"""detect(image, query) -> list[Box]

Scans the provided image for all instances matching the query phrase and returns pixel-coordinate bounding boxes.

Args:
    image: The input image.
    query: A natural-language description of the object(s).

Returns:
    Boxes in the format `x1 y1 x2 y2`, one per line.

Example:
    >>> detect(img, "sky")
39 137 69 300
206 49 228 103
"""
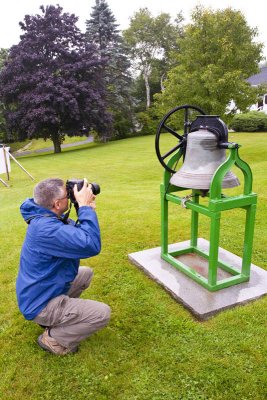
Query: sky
0 0 266 59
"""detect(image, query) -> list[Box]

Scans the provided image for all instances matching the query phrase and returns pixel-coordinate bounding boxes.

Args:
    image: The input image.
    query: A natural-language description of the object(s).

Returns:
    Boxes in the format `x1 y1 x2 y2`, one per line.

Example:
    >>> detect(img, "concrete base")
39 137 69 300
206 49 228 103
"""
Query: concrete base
128 239 267 320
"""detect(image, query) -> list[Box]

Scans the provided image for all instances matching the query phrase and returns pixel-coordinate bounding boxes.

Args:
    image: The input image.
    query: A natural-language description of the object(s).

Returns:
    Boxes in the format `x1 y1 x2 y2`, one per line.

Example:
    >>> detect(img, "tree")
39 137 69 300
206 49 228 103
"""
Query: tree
0 49 9 141
0 5 111 153
86 0 119 54
86 0 135 139
132 63 163 112
154 6 263 120
123 8 184 109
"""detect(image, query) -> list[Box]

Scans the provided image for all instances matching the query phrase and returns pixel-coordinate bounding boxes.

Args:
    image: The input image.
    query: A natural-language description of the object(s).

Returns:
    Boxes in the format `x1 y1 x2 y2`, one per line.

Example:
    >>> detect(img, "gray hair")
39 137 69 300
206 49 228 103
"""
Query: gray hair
34 178 65 210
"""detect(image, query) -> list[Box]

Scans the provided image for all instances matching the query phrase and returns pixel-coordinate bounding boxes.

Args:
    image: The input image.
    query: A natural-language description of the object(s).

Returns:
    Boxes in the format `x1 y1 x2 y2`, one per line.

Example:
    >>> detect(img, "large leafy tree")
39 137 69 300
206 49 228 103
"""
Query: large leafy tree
86 0 134 139
0 5 111 153
154 6 263 120
123 8 184 109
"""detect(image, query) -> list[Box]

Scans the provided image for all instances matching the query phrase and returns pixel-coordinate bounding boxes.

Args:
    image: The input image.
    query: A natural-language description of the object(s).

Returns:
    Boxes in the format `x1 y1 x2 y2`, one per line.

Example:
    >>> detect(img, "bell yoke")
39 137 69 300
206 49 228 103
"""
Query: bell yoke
155 105 257 291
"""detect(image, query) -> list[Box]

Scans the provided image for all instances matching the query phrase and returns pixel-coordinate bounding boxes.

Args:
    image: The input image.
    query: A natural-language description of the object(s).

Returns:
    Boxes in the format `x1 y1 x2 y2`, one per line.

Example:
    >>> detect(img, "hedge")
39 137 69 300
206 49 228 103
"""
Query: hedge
230 111 267 132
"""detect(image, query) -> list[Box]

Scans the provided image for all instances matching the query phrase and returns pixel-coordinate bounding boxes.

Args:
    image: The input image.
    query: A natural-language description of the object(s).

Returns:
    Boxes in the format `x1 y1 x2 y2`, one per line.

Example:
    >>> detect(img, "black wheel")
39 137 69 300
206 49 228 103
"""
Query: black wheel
155 104 206 173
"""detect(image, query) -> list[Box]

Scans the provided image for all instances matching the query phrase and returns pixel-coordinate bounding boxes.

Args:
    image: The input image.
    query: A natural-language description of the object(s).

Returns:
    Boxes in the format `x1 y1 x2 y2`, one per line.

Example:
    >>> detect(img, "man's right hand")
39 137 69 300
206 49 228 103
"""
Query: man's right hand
73 178 96 209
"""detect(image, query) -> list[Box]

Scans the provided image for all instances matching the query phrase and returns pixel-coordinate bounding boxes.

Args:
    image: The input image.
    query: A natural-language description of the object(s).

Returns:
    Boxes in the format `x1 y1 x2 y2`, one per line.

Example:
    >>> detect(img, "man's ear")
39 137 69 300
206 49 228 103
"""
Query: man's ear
53 199 61 210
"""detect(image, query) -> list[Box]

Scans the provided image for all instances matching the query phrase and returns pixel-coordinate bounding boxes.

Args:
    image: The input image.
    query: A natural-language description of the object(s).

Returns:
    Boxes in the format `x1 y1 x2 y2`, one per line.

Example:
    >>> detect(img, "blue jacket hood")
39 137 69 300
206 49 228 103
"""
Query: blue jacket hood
20 198 57 223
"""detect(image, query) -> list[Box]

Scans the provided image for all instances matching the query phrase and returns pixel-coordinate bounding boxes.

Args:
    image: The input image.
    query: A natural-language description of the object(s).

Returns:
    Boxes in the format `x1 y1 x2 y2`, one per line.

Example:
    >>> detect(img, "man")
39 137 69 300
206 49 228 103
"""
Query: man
16 178 110 355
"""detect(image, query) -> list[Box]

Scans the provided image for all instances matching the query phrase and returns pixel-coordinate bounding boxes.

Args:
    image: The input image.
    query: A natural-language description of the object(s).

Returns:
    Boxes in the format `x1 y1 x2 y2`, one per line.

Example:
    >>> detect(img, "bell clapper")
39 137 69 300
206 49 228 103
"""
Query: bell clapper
181 194 195 208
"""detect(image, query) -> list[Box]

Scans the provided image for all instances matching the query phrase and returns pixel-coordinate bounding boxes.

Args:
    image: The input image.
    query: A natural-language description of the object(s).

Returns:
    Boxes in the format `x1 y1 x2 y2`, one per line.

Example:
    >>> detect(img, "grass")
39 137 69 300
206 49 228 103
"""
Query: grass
0 133 266 399
6 135 89 153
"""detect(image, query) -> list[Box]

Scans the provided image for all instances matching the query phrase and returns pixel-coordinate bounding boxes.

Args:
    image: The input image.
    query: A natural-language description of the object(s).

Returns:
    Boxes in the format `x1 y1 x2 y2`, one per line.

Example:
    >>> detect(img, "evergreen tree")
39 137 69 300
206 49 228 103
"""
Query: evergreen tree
0 5 111 152
86 0 135 139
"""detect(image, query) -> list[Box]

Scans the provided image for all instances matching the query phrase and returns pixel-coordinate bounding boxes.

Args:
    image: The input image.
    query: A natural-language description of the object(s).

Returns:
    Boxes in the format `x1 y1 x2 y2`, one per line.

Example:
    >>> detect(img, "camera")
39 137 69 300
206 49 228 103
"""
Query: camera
66 179 100 205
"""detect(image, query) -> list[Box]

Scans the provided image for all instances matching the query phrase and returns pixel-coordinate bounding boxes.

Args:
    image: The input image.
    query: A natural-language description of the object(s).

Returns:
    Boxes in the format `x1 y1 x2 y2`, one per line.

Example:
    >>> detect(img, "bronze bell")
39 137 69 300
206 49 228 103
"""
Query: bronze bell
170 127 240 190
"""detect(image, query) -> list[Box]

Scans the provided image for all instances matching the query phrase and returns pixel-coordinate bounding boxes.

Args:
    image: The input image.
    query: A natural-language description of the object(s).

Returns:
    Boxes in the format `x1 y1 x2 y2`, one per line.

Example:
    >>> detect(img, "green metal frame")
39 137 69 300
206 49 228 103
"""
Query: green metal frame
161 145 257 291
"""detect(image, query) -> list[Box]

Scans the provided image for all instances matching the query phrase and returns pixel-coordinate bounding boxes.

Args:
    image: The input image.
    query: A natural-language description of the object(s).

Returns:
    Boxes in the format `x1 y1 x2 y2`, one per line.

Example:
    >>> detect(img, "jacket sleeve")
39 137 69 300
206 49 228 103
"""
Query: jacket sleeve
31 206 101 259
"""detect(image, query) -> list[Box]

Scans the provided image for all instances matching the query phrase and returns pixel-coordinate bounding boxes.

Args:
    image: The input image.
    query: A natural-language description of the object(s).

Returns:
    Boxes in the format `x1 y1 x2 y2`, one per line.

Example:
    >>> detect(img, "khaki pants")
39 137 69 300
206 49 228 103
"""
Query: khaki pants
34 267 111 350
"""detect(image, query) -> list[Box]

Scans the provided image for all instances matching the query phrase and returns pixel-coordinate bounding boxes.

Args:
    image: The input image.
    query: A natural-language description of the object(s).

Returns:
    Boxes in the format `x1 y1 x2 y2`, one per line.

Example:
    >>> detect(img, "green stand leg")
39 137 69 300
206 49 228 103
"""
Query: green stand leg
190 191 199 248
208 212 221 287
161 184 168 255
242 204 257 277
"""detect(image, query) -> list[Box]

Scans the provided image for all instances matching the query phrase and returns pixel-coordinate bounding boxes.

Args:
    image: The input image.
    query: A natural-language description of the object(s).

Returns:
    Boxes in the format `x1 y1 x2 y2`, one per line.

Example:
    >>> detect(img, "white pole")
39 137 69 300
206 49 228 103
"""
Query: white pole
5 148 35 181
2 145 10 180
0 177 9 187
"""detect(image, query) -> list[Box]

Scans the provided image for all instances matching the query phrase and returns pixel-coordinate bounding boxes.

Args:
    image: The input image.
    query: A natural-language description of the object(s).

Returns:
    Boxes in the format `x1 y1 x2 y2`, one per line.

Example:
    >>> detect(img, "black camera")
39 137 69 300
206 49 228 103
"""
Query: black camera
66 179 100 205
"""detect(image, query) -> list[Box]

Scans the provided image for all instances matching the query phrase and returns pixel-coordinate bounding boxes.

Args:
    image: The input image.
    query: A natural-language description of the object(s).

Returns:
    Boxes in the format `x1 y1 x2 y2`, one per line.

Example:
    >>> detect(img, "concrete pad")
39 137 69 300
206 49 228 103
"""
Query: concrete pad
128 238 267 320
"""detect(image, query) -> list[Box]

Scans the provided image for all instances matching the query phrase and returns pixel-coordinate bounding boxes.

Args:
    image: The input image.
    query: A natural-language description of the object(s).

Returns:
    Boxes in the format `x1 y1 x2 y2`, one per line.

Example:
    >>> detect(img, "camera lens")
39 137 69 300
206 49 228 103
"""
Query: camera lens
91 183 100 195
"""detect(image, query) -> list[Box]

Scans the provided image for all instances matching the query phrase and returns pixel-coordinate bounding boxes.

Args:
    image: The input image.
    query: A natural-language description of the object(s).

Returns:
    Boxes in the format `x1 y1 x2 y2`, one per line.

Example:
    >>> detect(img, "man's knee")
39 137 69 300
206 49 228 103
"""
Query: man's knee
90 302 111 329
79 266 94 289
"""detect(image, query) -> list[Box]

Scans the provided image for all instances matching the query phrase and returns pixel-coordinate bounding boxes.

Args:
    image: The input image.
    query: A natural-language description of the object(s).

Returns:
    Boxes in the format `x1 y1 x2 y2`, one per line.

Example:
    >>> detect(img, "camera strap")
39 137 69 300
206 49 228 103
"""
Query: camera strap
62 202 72 224
62 202 80 225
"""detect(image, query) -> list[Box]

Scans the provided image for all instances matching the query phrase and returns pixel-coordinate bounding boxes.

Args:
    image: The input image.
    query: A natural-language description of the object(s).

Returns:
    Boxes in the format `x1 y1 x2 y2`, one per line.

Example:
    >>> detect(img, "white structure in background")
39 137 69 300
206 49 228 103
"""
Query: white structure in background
250 93 267 113
0 146 10 174
0 145 11 187
0 144 34 187
247 66 267 114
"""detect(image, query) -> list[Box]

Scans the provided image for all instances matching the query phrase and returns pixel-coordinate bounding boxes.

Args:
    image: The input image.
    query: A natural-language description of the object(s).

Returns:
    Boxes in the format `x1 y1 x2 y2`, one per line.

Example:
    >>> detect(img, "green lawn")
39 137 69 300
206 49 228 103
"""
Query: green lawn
6 135 89 153
0 133 266 399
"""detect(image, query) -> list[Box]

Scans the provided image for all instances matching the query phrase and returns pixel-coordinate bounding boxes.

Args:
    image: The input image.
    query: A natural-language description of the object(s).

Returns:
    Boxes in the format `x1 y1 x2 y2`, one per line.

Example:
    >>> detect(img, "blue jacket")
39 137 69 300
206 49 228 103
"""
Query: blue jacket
16 198 101 320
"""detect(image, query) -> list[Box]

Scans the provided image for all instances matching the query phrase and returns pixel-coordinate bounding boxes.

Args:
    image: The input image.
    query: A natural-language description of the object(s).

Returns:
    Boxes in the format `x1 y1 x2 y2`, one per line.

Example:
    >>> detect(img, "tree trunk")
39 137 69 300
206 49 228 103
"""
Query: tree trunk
143 65 151 109
144 73 151 109
51 132 62 153
160 73 166 92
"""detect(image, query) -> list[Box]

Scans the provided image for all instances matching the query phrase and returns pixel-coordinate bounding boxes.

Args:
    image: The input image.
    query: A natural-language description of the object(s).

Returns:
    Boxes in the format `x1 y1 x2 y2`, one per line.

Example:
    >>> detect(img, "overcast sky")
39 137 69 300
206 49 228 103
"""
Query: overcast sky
0 0 266 59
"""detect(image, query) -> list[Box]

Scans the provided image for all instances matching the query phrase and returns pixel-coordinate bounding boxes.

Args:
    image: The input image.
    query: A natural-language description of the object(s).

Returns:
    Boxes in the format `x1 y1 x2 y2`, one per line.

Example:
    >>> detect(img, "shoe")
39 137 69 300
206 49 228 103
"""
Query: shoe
37 328 78 355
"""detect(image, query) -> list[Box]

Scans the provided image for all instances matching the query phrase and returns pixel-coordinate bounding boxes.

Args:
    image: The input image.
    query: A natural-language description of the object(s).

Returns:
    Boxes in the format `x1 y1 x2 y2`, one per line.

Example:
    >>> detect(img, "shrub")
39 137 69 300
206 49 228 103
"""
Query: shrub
136 111 159 136
230 111 267 132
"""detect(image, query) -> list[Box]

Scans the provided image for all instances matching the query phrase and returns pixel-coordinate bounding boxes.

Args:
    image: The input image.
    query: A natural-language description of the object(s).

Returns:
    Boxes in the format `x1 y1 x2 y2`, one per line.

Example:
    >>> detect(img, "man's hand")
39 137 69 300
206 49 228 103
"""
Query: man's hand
73 178 96 209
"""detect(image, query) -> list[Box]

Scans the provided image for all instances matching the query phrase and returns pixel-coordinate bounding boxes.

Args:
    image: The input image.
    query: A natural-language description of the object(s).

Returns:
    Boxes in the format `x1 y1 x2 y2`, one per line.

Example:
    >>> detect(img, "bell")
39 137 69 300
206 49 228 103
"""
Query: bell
170 128 240 190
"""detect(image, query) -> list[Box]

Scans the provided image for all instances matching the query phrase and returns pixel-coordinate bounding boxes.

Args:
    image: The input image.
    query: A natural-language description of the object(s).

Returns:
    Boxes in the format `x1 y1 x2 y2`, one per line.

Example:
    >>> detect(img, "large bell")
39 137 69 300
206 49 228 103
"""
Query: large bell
170 128 240 190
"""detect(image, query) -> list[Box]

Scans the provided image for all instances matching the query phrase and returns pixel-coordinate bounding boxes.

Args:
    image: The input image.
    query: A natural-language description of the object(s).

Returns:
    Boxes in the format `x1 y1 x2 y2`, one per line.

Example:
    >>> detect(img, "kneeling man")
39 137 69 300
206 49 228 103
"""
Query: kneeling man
16 178 110 355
